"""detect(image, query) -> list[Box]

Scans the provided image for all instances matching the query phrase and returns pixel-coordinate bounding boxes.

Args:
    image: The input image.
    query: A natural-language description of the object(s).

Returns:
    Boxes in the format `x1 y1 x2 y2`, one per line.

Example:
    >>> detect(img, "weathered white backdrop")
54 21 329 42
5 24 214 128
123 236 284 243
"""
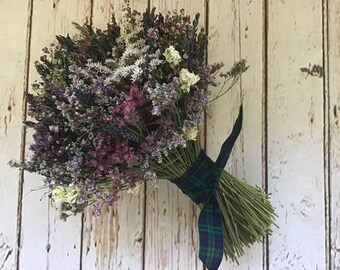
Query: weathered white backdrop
1 0 339 269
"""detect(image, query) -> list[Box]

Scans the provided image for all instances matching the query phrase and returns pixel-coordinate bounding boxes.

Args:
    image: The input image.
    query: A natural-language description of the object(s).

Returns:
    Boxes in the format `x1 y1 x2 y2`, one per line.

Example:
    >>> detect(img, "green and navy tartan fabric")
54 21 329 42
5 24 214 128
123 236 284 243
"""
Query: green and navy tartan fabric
171 106 243 270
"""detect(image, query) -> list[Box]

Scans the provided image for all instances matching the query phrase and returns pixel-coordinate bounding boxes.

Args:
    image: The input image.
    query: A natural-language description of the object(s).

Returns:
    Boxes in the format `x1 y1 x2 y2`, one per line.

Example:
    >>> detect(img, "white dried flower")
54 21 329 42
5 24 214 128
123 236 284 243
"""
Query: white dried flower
163 46 181 67
182 125 199 141
149 58 164 69
131 66 143 82
52 186 78 204
179 68 200 92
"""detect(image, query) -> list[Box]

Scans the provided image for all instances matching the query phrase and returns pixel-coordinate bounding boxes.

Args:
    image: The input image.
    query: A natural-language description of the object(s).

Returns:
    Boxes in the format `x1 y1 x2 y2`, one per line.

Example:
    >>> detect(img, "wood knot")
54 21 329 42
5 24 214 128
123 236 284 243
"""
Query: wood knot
300 64 323 78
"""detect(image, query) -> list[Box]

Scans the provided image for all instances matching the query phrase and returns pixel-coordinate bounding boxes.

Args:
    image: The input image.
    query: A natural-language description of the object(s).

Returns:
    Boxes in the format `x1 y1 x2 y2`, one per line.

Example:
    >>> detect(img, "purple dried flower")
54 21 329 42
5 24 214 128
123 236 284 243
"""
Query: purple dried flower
19 4 228 219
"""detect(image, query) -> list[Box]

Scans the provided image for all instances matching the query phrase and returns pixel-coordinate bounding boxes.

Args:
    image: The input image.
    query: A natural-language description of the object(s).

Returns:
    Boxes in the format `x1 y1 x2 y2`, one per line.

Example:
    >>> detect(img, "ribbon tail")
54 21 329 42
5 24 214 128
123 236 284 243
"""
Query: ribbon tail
215 105 243 173
198 195 224 270
172 105 243 269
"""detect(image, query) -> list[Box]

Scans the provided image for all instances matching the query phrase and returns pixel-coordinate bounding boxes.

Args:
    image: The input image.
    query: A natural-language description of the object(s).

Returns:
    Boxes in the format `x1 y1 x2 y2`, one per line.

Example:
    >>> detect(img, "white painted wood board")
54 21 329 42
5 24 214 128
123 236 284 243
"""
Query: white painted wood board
0 0 339 269
206 0 266 269
81 1 147 270
19 1 91 270
0 1 31 269
327 1 340 269
267 1 326 269
144 1 205 269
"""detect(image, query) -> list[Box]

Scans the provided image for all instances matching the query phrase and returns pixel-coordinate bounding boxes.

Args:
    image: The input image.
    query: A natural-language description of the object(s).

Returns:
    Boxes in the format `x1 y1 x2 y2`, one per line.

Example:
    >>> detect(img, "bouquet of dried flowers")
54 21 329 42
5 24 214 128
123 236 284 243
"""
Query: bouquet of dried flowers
12 3 275 269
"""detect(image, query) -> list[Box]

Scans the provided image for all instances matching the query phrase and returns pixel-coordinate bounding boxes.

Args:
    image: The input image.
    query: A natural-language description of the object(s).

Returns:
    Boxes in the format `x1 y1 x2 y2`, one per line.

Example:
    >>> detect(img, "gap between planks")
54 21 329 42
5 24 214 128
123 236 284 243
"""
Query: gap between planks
263 0 269 269
16 0 34 269
322 0 331 269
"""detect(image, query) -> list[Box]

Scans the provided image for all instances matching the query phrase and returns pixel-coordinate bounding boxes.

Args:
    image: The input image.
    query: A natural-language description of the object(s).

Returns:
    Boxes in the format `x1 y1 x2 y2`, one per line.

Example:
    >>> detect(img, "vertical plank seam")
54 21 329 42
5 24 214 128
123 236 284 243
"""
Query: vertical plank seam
322 0 331 269
142 182 147 270
203 1 209 268
47 206 50 270
80 2 94 269
16 0 34 269
142 3 150 270
262 0 269 269
79 212 85 270
237 0 246 181
203 0 209 152
237 0 242 98
147 0 151 11
89 0 94 26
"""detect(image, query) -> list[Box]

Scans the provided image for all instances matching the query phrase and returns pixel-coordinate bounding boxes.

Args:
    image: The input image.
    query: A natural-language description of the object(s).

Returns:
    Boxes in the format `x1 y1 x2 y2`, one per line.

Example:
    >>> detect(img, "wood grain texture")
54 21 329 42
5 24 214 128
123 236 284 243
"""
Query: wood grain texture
80 1 146 270
2 0 340 269
327 1 340 269
0 1 31 269
267 1 326 269
238 0 266 269
206 0 241 180
144 181 200 270
150 0 202 13
206 0 264 269
81 192 145 270
92 0 148 27
19 1 91 269
144 1 205 269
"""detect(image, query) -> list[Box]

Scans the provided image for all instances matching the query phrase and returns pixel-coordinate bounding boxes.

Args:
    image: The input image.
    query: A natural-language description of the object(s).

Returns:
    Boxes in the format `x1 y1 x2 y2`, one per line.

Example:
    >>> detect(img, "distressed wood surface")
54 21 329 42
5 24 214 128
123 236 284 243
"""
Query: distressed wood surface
267 1 326 269
19 1 91 270
80 1 147 270
206 0 242 186
327 1 340 269
0 1 31 269
206 0 266 269
92 0 148 26
81 192 145 270
144 1 204 270
1 0 340 269
238 0 266 268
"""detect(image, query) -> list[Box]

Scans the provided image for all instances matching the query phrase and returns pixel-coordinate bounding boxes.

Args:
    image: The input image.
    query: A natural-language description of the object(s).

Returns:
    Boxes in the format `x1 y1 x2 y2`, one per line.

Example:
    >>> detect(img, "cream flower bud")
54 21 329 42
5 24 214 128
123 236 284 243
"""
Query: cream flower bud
179 68 200 92
163 46 181 67
182 125 199 141
52 185 78 204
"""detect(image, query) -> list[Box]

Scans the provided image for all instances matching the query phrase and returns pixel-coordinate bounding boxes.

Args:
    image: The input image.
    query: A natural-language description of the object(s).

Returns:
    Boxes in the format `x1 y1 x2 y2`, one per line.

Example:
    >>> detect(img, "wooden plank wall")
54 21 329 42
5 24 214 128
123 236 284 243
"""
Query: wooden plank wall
0 1 31 269
0 0 339 269
267 1 325 269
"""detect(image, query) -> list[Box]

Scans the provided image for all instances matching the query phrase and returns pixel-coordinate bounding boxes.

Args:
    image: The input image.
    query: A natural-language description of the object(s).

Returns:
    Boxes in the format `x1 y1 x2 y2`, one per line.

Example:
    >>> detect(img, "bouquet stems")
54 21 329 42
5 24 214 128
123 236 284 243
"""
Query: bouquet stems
216 171 275 261
152 140 276 262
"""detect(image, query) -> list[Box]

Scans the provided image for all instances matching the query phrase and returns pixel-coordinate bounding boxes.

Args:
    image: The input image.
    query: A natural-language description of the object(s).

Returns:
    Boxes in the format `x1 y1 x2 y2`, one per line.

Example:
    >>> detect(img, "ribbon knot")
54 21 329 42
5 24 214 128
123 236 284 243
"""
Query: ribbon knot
171 106 243 270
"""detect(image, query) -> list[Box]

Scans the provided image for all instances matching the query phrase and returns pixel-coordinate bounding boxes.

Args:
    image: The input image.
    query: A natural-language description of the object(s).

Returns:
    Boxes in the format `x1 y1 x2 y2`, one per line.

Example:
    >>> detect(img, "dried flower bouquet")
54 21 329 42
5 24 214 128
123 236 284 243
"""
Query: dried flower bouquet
11 3 275 269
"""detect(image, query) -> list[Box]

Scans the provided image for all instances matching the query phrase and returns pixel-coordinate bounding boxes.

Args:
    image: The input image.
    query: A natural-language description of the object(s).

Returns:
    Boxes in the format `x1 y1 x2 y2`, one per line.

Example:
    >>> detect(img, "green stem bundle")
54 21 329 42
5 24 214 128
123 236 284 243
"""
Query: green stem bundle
216 171 276 261
151 140 276 262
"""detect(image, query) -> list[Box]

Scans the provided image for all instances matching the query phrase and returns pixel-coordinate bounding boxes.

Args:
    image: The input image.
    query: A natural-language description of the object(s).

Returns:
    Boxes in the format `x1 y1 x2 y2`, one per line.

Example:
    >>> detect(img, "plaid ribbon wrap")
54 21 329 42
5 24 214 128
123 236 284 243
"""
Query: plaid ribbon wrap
171 106 243 270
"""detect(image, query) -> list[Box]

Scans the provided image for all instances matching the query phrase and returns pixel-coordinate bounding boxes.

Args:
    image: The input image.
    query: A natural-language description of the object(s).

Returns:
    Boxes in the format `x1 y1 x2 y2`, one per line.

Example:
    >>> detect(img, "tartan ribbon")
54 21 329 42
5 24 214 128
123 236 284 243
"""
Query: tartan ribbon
171 106 243 270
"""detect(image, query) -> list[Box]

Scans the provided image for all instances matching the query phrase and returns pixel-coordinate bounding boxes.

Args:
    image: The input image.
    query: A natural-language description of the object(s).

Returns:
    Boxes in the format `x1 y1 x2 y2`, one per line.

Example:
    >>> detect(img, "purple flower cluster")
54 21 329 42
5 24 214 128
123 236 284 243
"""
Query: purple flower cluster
21 5 234 217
